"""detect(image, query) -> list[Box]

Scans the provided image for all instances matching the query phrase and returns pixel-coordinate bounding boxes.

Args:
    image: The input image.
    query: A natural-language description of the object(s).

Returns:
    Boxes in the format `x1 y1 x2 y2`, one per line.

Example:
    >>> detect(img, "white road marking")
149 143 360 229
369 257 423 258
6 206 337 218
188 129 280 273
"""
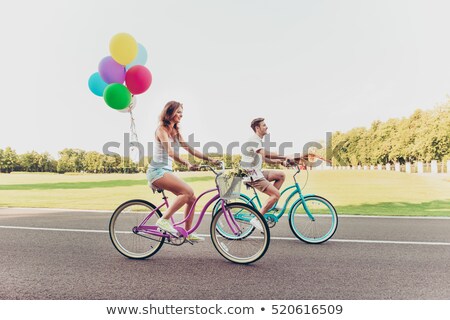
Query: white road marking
1 225 449 246
0 225 108 233
1 207 450 219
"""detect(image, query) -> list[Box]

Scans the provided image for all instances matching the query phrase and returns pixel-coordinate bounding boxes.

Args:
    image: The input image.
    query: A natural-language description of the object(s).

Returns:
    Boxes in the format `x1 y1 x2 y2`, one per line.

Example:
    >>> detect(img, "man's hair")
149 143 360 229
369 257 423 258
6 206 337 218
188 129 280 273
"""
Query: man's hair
250 118 265 132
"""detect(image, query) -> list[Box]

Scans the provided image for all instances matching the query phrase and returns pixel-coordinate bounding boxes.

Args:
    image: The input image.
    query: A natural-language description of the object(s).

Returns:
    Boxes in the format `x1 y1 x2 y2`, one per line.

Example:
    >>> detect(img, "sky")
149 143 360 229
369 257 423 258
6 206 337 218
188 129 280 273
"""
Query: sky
0 0 449 158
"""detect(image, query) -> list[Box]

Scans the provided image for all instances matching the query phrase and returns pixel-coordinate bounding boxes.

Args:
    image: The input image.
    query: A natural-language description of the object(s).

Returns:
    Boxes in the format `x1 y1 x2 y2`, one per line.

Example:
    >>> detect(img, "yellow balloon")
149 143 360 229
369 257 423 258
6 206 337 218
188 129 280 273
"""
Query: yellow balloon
109 33 138 66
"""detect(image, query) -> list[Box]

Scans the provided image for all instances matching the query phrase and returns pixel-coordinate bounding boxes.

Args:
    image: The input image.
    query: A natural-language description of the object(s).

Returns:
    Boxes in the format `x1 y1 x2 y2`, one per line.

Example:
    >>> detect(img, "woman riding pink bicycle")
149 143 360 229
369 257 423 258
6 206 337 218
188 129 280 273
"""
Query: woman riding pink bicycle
147 101 220 241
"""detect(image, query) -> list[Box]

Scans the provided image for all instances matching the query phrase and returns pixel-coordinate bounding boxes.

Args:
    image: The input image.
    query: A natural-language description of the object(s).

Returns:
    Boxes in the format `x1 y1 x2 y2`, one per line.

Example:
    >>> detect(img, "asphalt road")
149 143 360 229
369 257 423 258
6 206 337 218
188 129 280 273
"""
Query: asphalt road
0 208 449 300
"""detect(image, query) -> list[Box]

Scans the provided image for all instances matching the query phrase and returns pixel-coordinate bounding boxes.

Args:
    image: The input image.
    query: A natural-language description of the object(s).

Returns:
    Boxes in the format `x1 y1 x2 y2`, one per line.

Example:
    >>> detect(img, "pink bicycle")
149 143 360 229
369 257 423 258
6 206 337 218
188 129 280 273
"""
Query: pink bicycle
109 162 270 264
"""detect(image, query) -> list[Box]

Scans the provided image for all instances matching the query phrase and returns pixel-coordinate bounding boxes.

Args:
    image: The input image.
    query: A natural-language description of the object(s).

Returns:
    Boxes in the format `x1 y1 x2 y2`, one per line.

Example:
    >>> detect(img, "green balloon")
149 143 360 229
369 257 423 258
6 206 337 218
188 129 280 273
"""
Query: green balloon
103 83 132 110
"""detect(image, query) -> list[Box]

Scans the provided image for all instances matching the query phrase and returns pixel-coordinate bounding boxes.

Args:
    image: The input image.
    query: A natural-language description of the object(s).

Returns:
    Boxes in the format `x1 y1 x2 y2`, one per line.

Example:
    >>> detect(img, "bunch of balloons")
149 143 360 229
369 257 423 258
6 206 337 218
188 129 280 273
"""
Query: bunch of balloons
88 33 152 112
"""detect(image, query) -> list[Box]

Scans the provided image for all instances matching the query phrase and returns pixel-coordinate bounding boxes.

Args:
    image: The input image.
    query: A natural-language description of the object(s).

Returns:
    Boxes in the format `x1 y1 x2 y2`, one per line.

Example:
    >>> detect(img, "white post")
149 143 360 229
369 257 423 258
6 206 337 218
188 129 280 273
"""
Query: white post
406 162 411 173
386 163 391 171
431 160 438 174
363 165 368 170
377 164 382 171
447 160 450 174
395 162 400 172
370 165 374 170
417 161 423 174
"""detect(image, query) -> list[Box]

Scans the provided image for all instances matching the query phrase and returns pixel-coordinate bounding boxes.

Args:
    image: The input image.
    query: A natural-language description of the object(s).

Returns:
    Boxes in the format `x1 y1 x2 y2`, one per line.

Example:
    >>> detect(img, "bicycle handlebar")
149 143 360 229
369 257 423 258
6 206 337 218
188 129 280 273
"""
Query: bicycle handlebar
287 154 331 174
282 159 301 174
199 161 225 176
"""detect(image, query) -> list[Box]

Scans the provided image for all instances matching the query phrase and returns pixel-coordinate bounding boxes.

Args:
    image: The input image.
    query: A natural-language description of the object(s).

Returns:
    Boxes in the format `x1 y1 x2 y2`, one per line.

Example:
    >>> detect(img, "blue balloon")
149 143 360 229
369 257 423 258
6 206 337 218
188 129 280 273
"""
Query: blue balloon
126 43 148 69
88 72 108 96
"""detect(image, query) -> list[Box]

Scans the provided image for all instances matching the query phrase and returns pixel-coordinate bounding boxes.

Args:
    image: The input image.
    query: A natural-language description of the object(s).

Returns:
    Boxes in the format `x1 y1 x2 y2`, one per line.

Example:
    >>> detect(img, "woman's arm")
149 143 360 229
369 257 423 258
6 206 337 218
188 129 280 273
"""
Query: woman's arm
156 128 192 167
178 132 217 163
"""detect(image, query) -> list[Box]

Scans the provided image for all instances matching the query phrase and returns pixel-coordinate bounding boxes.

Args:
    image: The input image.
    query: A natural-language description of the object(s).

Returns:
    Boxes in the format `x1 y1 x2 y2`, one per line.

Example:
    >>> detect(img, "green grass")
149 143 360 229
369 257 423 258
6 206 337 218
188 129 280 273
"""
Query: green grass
0 170 448 216
336 200 450 216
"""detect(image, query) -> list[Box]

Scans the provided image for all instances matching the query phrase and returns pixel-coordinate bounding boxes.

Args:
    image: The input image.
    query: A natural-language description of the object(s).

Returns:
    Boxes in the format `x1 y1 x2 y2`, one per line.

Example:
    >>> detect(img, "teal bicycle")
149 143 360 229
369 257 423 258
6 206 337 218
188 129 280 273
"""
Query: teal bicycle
212 163 338 244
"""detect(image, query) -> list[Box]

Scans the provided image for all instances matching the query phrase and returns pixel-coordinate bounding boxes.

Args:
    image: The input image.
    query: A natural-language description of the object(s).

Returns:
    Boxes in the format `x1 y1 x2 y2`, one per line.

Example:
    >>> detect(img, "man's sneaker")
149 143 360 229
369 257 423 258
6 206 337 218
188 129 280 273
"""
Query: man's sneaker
186 233 205 242
156 218 178 235
250 217 264 232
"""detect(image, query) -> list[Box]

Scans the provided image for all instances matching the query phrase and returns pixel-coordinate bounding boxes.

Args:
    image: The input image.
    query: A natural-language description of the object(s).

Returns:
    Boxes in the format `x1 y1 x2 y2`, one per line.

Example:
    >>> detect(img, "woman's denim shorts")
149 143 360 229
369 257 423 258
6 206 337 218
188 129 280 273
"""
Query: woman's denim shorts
146 166 172 189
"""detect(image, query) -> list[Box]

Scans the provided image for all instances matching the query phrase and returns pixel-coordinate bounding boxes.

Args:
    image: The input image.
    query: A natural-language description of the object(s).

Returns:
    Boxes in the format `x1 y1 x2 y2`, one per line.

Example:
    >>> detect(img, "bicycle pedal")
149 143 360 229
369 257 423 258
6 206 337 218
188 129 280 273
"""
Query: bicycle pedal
169 232 180 239
158 228 180 238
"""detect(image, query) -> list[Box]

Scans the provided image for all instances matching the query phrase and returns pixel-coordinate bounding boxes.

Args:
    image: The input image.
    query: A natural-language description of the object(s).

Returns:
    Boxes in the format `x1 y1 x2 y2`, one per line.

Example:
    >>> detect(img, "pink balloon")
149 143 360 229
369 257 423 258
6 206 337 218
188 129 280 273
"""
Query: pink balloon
98 56 126 84
125 65 152 95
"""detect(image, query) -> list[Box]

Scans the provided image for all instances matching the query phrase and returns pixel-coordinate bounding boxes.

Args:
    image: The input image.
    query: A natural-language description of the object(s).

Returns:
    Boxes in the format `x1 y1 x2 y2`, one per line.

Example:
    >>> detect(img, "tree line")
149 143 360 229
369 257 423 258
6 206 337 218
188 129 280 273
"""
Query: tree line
0 148 140 174
0 148 246 174
331 101 449 166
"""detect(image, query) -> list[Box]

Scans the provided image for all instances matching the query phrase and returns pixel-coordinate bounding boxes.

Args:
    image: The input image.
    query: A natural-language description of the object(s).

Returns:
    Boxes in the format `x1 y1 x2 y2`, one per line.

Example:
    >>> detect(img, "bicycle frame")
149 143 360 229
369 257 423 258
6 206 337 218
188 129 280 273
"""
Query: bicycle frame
241 167 316 221
137 187 243 239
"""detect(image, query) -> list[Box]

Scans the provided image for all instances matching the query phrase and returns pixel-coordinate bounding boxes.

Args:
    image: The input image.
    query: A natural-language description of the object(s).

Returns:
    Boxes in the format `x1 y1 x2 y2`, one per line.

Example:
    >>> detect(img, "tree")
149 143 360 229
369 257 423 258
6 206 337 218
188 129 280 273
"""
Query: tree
38 152 57 172
20 151 40 172
331 131 349 166
0 148 3 173
57 149 85 173
102 154 122 173
83 151 104 173
1 147 19 173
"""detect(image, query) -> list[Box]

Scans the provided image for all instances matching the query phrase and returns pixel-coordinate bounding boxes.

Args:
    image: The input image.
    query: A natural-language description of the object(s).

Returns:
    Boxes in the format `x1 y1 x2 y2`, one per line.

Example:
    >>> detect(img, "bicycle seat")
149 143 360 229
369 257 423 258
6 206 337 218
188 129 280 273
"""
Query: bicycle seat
151 187 165 194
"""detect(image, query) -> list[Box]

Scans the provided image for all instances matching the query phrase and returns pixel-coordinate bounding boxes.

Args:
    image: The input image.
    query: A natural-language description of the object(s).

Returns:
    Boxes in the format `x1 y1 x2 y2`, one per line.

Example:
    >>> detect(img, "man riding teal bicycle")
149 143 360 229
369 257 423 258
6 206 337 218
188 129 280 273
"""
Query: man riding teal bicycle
211 117 338 244
241 117 293 216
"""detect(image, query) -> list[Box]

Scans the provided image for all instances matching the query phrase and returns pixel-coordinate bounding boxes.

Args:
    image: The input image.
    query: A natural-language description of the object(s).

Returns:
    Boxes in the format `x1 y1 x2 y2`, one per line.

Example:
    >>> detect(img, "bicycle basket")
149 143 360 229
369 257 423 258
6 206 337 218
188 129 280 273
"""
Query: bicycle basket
217 175 242 200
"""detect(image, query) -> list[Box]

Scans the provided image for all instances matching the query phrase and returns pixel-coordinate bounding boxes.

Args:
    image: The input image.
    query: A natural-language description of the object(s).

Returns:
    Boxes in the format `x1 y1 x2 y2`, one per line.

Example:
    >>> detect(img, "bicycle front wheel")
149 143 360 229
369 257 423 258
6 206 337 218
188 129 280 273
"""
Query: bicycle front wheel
109 200 164 259
210 203 270 264
289 195 338 244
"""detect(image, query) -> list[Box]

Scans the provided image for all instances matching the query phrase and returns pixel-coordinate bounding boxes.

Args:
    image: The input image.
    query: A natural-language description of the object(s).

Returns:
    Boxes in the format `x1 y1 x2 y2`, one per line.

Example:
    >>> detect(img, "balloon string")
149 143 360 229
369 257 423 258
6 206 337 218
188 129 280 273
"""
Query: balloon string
129 109 139 150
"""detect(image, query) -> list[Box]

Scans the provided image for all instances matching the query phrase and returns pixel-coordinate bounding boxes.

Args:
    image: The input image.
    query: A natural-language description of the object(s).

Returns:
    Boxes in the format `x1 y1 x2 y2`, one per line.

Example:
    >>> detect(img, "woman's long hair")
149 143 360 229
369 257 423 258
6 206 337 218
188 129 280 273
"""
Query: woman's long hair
159 101 182 139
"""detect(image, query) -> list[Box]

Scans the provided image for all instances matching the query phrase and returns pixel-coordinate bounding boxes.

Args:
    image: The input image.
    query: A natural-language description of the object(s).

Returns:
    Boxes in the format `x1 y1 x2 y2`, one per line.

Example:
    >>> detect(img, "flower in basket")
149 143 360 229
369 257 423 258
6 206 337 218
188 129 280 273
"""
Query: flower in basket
221 166 249 179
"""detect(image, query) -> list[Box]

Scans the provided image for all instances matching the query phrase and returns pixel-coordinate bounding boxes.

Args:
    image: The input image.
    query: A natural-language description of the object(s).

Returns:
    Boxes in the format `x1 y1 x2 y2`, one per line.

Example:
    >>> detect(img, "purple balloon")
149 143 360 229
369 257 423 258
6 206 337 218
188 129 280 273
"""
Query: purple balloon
98 56 126 84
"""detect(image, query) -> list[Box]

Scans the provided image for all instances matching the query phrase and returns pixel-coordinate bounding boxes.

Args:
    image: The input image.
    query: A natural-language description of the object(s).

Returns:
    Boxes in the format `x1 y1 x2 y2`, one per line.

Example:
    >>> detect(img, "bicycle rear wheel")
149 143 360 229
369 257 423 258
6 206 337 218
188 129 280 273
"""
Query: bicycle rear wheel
109 200 164 259
288 195 338 244
210 203 270 264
